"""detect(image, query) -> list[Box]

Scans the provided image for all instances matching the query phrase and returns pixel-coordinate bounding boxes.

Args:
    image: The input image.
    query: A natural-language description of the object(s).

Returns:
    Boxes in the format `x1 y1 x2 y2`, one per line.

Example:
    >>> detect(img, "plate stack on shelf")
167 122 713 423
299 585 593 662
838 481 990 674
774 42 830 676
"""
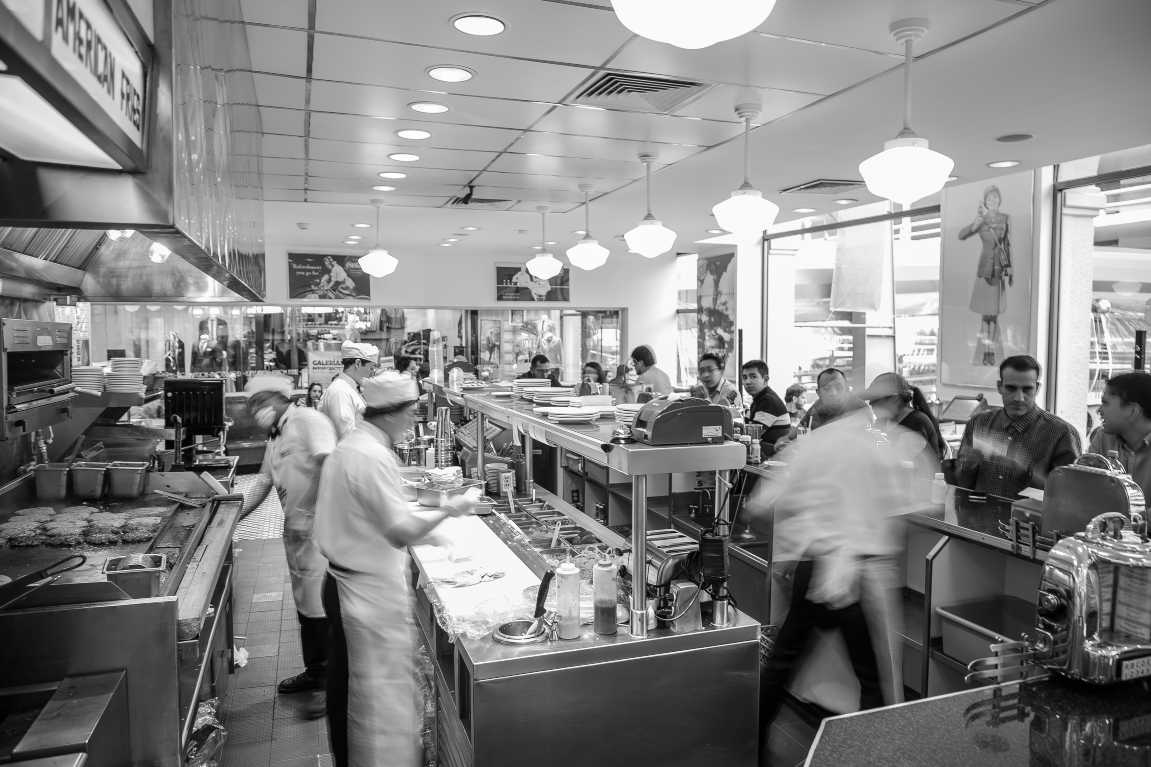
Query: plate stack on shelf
512 379 552 399
529 388 574 405
614 403 644 429
106 358 144 396
71 367 105 396
546 407 601 425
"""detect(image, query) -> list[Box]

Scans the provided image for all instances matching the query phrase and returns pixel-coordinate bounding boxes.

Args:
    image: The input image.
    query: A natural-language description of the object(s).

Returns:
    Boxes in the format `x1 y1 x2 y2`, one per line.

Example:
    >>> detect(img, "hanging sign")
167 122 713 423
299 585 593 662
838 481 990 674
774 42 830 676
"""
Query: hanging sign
47 0 147 149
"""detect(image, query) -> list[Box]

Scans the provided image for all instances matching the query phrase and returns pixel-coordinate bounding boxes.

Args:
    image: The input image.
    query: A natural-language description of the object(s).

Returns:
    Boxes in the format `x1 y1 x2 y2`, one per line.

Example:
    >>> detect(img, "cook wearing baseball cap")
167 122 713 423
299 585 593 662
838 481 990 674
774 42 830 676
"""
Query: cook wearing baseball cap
320 341 380 440
314 371 476 766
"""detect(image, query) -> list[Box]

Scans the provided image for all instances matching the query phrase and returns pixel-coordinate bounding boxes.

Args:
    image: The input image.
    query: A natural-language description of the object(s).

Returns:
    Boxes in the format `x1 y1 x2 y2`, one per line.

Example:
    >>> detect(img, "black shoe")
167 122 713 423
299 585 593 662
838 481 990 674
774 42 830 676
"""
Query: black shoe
278 671 323 694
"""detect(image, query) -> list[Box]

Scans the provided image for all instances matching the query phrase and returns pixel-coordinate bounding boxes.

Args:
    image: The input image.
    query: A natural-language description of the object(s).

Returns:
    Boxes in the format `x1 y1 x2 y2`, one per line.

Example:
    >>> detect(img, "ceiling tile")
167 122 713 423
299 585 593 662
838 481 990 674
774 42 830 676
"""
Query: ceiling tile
308 112 520 152
261 134 305 157
262 173 307 188
531 106 741 146
314 0 631 67
508 132 698 164
761 0 1019 56
244 26 308 76
264 190 307 202
240 0 307 27
304 161 475 188
260 106 305 135
262 157 307 174
488 153 643 181
310 35 591 103
673 85 821 123
251 73 307 109
474 171 585 193
306 139 496 171
305 175 464 197
306 191 453 207
610 34 891 95
307 80 551 129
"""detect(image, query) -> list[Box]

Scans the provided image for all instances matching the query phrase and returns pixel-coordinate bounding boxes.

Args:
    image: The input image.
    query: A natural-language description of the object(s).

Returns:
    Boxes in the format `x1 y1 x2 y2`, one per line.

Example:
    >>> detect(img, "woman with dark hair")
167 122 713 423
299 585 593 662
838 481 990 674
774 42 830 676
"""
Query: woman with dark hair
582 361 607 384
861 373 946 470
959 185 1012 366
304 383 324 409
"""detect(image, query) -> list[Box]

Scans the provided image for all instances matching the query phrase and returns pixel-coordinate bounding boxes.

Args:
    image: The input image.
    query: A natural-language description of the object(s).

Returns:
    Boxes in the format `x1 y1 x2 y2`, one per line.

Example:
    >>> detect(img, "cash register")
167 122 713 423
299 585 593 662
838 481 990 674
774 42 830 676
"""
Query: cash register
631 397 733 446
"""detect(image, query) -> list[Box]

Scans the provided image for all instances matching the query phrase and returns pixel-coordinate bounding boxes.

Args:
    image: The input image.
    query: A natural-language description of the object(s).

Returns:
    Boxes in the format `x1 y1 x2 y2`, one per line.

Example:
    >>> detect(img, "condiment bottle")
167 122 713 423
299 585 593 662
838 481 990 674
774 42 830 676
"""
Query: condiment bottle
931 472 947 505
556 561 580 640
593 556 617 636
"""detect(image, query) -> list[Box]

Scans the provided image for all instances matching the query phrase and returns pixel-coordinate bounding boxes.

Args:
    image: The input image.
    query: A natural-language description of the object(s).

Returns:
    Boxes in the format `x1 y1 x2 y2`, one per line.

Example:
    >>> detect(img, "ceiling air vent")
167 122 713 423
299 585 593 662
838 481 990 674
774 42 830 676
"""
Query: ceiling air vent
447 184 516 211
573 72 711 114
779 179 866 196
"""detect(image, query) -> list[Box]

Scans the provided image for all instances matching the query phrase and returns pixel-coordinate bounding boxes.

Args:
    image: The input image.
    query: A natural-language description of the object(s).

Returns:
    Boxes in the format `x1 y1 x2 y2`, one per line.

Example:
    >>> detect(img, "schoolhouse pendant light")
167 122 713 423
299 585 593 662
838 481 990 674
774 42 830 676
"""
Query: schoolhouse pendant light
712 101 779 241
527 206 564 280
610 0 777 50
625 153 676 259
858 19 954 207
358 199 399 278
566 184 610 271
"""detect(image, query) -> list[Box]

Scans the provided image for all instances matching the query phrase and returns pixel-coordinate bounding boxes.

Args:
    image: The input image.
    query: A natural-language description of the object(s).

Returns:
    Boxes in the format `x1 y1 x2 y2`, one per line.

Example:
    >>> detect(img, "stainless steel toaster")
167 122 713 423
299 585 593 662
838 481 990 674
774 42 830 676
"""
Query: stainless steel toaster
1042 453 1146 538
1031 512 1151 684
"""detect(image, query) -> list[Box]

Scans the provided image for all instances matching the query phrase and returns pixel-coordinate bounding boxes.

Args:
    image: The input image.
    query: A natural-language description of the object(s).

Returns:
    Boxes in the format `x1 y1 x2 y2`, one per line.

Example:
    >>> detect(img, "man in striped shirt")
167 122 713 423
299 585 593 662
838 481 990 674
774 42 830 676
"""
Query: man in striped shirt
950 355 1080 497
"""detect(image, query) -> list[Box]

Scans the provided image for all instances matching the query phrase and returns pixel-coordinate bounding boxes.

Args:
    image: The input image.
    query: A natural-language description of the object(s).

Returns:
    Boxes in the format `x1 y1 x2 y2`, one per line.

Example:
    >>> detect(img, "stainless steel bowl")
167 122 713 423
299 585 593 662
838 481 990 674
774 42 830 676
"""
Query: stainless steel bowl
492 619 547 645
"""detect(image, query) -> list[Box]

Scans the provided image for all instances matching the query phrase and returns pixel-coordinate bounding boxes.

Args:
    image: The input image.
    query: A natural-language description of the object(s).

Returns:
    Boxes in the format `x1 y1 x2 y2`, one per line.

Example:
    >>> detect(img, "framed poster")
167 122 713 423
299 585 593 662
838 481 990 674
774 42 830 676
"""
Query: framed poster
479 319 501 364
288 253 371 301
697 252 737 378
940 171 1035 387
495 263 570 302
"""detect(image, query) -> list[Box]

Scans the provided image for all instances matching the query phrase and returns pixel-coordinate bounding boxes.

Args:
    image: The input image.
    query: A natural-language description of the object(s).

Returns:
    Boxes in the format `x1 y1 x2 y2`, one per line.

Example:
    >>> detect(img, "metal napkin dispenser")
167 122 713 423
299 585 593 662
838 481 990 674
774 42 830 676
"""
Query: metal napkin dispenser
1031 512 1151 684
1041 454 1146 538
631 397 732 446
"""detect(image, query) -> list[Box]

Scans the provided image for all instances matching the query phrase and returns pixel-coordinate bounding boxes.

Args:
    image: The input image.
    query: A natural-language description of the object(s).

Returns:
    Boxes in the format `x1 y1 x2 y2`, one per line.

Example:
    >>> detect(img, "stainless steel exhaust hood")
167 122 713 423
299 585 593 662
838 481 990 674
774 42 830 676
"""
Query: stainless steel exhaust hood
0 0 264 302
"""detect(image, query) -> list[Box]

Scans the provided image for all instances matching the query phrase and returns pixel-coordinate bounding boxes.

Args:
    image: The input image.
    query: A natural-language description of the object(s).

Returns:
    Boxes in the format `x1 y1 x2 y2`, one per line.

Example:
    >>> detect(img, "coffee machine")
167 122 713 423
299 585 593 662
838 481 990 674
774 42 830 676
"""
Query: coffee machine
645 529 701 631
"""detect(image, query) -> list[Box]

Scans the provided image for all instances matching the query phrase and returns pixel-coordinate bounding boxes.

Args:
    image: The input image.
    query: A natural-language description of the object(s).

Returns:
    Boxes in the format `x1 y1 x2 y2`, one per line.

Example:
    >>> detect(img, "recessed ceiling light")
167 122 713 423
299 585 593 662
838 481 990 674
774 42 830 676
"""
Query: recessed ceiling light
408 101 449 114
461 226 480 231
389 153 420 162
397 129 431 140
834 198 857 206
532 245 543 250
378 171 407 179
573 229 586 235
372 185 396 192
545 240 557 245
347 235 363 240
352 223 372 228
446 237 460 243
452 14 505 36
343 239 359 245
996 133 1033 143
440 242 454 247
946 175 959 182
987 160 1020 168
793 207 817 214
706 228 724 235
427 66 473 83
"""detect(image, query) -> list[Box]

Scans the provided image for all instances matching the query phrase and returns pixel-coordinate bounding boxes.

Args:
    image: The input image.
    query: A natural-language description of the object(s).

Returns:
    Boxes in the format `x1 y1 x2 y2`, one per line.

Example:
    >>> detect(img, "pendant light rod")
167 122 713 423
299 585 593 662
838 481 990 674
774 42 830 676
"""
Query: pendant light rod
638 152 656 219
890 18 928 138
733 101 760 190
579 182 593 235
537 204 550 248
370 197 384 248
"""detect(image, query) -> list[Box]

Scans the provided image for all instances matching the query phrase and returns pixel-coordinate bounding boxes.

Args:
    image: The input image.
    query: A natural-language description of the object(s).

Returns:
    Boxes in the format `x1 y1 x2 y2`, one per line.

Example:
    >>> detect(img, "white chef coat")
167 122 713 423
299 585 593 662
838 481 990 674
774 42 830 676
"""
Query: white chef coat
321 372 365 440
314 421 420 767
261 406 336 617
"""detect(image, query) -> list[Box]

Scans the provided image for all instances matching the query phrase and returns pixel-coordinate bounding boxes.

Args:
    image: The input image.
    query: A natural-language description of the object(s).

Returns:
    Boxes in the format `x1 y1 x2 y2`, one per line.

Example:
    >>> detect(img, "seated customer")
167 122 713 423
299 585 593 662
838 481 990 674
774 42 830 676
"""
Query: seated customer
1089 371 1151 498
517 354 561 387
627 344 673 400
784 383 808 425
740 360 790 456
862 372 946 474
777 368 866 450
689 353 742 407
951 355 1080 497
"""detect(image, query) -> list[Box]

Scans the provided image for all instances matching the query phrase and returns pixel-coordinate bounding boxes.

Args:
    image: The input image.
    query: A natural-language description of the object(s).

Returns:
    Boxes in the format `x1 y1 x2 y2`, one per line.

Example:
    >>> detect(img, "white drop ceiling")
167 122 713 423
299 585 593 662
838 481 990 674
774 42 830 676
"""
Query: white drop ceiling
235 0 1151 259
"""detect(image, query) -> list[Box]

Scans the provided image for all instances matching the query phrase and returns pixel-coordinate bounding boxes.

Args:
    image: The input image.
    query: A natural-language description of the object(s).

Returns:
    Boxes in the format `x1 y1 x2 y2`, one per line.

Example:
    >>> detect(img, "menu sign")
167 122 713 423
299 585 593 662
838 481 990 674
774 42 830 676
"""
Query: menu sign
48 0 146 149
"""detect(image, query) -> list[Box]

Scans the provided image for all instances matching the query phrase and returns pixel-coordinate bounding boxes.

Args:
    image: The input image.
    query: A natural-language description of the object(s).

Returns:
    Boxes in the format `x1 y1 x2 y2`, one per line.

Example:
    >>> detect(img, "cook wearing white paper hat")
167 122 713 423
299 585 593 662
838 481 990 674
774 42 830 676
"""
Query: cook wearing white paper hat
314 371 477 767
244 373 336 718
319 341 379 440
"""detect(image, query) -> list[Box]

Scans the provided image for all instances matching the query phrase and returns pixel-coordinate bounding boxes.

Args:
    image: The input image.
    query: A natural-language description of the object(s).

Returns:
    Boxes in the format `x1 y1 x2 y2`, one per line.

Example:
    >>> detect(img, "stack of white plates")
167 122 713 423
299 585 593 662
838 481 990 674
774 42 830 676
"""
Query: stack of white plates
72 367 105 395
546 407 601 425
528 388 574 404
512 378 553 398
109 358 143 374
614 403 644 427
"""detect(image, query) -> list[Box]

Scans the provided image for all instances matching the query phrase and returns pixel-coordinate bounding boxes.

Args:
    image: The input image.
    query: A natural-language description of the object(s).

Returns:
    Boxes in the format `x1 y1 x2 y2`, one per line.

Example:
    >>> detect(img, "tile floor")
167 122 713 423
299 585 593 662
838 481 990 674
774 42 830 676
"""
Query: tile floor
217 480 816 767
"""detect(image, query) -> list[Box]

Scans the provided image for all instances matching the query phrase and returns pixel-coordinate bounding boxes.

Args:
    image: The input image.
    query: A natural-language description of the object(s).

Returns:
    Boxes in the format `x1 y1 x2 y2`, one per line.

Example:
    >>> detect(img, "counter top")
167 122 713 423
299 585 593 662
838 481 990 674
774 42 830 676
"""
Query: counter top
904 491 1046 560
806 675 1151 766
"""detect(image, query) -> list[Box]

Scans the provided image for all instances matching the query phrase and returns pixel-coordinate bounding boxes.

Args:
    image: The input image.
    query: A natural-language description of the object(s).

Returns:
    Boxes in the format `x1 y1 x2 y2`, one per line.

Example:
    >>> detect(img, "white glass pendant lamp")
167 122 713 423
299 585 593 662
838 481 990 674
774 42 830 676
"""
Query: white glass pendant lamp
358 199 399 278
859 19 954 207
712 101 779 240
611 0 777 49
527 206 564 280
566 184 610 271
625 153 676 258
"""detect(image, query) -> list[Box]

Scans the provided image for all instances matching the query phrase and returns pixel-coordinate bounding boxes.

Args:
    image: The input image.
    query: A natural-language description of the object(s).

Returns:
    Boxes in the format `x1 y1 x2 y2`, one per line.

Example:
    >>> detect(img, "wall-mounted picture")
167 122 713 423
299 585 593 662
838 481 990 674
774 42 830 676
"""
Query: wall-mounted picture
940 170 1035 388
697 252 737 379
495 263 570 302
288 253 371 301
479 319 501 364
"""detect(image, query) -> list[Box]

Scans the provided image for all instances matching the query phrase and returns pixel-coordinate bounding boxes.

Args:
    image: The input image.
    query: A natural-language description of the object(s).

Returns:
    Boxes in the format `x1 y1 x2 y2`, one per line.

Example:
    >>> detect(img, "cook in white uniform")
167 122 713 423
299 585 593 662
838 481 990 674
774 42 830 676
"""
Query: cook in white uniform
314 372 476 767
245 376 337 718
320 341 379 440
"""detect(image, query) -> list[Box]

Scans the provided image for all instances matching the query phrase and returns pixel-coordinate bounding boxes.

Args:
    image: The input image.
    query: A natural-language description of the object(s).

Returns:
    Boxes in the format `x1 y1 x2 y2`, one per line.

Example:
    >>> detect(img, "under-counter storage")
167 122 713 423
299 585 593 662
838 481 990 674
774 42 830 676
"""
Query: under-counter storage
936 595 1034 666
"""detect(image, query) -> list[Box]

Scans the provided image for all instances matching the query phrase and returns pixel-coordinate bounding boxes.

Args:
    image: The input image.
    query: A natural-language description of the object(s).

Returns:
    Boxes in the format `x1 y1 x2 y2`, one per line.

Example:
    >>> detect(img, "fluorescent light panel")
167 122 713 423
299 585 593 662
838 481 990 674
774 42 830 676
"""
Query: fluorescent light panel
0 75 121 168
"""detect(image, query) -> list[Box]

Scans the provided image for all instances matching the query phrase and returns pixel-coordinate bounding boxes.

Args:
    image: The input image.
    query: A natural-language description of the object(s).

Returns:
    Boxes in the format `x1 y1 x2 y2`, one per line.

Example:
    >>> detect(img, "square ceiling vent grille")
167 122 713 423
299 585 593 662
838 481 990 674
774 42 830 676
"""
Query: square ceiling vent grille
573 72 711 114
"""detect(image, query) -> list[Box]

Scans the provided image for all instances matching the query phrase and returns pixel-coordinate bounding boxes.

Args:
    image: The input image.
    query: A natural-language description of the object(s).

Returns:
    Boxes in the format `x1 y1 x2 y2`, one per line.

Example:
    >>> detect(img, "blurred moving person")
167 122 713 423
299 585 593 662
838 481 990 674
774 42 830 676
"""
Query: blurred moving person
862 373 946 475
750 408 913 762
775 368 867 451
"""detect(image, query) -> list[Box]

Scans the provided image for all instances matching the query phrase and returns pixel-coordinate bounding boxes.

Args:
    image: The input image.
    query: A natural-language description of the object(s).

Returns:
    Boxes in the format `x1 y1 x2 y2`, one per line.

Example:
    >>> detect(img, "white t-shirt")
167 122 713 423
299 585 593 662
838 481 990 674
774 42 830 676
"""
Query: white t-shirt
261 406 336 530
320 372 365 440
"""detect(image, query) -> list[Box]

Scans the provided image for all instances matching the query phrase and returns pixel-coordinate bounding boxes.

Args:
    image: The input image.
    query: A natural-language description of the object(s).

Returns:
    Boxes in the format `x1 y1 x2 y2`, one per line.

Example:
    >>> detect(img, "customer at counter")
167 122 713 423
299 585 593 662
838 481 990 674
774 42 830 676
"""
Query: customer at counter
949 355 1080 497
394 354 420 377
629 344 673 398
741 360 790 455
861 372 946 473
246 377 336 719
775 368 867 450
784 383 808 425
517 353 561 386
321 341 379 440
690 352 743 407
1089 371 1151 497
315 372 477 767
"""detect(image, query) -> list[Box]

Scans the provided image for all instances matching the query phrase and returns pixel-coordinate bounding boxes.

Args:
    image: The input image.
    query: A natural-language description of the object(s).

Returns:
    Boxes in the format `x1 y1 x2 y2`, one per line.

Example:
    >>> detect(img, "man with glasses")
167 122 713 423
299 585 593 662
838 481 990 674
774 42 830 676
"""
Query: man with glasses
775 368 867 451
690 352 742 408
517 353 561 386
321 341 379 440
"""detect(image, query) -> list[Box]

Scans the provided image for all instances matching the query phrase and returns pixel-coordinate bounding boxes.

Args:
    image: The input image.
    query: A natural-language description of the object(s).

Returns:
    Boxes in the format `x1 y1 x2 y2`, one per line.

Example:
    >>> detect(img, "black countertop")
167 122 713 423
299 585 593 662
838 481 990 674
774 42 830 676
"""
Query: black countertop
807 676 1151 767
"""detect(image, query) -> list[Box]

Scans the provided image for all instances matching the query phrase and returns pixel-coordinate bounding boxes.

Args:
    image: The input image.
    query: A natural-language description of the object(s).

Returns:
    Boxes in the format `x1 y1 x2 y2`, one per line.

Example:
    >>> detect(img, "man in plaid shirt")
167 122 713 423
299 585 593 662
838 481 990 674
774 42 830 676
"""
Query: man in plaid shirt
951 355 1080 497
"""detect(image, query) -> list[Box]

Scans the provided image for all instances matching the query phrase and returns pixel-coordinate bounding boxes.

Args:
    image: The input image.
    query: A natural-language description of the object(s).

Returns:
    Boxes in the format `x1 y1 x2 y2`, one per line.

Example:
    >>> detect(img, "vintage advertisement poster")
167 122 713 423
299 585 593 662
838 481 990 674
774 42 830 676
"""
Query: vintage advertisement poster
940 171 1035 387
288 254 371 301
697 252 737 379
495 263 571 302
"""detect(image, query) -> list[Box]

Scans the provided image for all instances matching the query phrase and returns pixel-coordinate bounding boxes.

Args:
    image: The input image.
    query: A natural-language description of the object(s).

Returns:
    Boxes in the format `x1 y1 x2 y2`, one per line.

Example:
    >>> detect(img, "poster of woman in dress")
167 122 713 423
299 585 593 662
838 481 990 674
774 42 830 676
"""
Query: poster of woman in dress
697 253 737 379
495 263 570 302
940 171 1034 387
288 254 371 300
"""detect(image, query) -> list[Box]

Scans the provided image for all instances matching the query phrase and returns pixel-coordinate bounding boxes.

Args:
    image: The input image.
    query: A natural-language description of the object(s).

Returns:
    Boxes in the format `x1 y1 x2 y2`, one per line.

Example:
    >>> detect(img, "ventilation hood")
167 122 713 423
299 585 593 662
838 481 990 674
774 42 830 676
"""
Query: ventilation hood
0 0 264 303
